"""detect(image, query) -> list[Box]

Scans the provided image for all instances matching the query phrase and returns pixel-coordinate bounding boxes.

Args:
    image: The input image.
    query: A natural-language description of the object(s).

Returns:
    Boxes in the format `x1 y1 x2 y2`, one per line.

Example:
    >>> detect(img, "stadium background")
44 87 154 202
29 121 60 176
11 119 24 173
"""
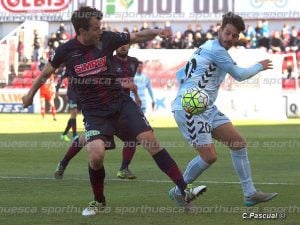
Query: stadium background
0 0 300 120
0 1 300 224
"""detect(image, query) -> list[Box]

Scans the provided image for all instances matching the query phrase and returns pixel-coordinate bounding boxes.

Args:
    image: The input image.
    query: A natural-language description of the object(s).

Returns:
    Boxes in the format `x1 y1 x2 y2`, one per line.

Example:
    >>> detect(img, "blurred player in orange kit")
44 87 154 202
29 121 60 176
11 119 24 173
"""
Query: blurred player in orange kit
39 74 57 121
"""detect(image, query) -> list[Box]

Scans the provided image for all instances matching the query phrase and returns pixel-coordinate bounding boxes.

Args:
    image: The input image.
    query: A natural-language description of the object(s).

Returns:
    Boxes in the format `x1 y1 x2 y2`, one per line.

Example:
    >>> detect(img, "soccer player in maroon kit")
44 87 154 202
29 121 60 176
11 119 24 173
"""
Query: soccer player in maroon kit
22 6 206 216
54 44 140 180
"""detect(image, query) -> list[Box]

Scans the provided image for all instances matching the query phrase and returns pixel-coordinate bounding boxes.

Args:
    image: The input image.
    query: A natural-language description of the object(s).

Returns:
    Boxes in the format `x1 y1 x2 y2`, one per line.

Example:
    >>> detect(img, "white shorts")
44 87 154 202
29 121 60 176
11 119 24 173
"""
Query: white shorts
173 105 231 146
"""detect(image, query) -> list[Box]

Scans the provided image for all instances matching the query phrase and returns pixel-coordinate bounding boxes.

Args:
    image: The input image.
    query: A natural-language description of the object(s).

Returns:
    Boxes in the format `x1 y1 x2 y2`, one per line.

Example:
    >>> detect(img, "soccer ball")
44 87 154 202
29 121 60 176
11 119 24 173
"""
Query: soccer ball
181 87 209 115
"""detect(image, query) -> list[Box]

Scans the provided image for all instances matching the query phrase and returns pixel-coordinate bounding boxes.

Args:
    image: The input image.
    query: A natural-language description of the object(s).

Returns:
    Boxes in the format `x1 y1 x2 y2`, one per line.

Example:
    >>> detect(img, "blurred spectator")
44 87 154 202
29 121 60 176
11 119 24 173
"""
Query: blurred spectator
132 25 139 33
17 40 24 62
258 32 270 51
255 20 264 39
32 30 41 62
194 32 206 48
172 31 184 49
184 24 195 39
59 32 69 46
270 31 283 53
8 65 17 85
286 27 299 52
48 32 58 51
262 19 270 38
56 22 67 40
183 33 194 49
195 23 205 36
244 25 256 40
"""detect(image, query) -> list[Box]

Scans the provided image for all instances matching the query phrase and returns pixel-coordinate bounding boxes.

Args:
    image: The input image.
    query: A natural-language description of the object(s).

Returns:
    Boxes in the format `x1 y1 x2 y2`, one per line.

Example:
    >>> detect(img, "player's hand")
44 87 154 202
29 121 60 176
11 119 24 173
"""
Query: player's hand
159 28 172 39
259 59 273 70
22 94 33 108
151 101 155 111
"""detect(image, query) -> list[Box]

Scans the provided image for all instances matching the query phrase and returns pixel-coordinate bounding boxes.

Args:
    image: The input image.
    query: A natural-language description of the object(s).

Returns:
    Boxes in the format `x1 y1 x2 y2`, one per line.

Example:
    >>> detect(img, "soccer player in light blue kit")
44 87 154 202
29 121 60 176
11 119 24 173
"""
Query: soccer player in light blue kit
131 61 155 113
169 12 278 207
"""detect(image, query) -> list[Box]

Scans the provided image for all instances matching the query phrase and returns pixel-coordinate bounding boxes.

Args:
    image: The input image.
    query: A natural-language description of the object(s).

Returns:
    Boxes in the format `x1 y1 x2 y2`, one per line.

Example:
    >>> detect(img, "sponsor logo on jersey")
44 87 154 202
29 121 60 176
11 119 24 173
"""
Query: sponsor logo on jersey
74 56 107 76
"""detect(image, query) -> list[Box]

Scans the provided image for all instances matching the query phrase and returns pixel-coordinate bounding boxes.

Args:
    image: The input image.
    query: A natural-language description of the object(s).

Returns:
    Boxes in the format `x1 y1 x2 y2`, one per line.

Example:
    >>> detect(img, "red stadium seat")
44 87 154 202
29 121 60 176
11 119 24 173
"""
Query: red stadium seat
23 77 34 88
31 62 38 71
11 77 23 88
33 70 41 78
282 78 296 89
297 51 300 60
22 69 33 78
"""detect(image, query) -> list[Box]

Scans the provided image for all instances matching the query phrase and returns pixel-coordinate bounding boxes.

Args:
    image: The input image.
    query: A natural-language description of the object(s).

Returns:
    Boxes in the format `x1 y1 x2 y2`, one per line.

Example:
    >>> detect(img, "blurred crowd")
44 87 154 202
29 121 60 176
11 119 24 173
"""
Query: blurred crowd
7 19 300 89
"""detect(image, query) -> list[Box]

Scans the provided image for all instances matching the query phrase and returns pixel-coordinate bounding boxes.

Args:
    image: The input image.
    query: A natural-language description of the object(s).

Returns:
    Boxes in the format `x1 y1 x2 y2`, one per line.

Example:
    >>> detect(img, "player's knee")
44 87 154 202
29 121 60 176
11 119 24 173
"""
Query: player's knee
230 139 247 150
206 155 217 165
201 152 217 165
137 130 160 152
87 139 105 168
78 135 86 146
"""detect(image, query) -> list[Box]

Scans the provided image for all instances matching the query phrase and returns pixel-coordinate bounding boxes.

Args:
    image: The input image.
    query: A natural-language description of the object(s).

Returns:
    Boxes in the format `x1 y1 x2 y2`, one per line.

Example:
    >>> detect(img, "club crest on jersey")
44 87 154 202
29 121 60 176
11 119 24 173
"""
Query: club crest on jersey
96 41 103 50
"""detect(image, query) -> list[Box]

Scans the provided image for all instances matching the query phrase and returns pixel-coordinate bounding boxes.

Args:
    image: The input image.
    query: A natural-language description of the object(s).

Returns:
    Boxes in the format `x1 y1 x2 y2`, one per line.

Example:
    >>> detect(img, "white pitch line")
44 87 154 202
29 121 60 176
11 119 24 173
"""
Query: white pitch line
0 176 299 186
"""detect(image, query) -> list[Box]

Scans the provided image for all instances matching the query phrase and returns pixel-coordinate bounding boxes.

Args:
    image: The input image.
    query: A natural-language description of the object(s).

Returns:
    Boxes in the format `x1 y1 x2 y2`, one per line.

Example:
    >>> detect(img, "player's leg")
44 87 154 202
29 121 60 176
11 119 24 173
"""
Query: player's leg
117 141 137 179
169 110 212 206
48 94 57 121
120 97 205 208
212 121 278 206
70 108 78 139
40 96 46 118
82 138 106 216
54 135 86 179
61 105 77 142
82 116 115 216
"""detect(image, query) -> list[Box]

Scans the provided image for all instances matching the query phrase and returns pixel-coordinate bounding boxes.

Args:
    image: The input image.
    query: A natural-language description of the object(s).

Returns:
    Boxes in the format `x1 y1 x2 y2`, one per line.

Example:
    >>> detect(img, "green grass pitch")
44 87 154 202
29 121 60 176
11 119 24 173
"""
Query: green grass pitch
0 113 299 225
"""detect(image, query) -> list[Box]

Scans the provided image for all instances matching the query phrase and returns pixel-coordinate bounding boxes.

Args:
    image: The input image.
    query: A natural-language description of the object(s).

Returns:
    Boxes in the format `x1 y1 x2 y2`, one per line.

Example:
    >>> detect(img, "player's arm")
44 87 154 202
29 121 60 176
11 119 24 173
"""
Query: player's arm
130 84 142 107
120 79 142 106
22 63 56 108
212 48 273 81
129 28 171 44
227 59 273 81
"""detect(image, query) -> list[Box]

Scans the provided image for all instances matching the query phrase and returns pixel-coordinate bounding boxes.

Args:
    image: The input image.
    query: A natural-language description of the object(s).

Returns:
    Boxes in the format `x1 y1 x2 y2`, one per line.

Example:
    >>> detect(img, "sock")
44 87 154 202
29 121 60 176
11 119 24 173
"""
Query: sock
88 165 106 203
120 146 136 170
230 147 256 197
152 149 186 196
41 107 45 118
175 155 210 195
63 119 72 135
60 137 84 168
51 106 56 119
70 118 77 137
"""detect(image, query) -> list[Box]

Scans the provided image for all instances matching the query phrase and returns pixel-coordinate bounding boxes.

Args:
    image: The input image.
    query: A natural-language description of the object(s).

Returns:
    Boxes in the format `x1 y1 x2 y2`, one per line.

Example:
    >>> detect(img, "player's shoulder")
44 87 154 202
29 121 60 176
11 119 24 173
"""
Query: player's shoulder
55 38 77 53
127 56 139 63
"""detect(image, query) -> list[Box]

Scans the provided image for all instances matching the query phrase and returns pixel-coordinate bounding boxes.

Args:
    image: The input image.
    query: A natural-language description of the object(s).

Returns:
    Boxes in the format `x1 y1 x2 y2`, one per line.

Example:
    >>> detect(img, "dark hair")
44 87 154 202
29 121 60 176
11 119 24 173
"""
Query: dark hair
221 12 245 32
71 6 103 35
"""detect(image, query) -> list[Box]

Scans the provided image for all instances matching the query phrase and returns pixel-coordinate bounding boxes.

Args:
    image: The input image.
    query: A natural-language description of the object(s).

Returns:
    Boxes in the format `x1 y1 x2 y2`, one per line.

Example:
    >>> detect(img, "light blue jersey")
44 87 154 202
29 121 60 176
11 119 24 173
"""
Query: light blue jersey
173 39 264 146
131 72 154 112
172 39 263 111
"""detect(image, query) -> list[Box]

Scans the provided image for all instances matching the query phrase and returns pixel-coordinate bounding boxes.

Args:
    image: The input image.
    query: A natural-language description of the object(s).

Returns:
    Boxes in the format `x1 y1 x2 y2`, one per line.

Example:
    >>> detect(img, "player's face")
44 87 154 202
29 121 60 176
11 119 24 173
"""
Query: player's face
218 24 240 50
82 17 102 45
137 63 143 73
116 44 129 57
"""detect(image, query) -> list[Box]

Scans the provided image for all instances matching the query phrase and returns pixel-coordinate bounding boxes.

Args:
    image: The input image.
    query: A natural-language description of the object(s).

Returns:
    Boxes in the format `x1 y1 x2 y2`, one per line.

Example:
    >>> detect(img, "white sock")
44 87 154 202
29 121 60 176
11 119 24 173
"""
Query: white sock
230 148 256 197
175 155 209 195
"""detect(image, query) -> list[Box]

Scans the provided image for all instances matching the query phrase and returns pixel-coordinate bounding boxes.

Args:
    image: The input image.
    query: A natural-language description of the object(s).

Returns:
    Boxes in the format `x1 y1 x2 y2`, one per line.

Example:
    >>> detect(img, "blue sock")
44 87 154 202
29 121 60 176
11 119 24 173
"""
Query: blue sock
231 148 256 197
175 155 209 195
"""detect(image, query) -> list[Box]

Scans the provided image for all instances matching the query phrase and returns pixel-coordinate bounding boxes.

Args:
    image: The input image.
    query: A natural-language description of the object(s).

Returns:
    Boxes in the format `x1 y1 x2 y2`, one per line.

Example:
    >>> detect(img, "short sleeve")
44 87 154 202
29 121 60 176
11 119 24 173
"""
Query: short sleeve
48 47 64 69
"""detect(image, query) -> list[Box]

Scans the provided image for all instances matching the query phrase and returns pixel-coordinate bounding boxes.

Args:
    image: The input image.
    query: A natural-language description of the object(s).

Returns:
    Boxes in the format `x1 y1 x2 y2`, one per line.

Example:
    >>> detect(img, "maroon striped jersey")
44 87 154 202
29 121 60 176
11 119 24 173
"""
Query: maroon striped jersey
49 31 130 112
